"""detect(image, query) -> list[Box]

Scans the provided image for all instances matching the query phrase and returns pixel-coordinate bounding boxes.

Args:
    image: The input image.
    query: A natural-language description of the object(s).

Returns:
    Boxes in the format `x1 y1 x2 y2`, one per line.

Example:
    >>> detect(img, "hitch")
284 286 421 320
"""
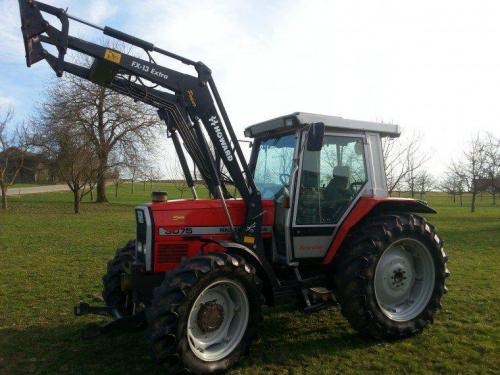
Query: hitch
74 302 146 339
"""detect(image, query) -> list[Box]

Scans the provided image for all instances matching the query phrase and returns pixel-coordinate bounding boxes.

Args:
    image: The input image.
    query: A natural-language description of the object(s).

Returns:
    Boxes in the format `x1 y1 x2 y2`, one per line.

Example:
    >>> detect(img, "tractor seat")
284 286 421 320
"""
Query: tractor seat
324 166 351 202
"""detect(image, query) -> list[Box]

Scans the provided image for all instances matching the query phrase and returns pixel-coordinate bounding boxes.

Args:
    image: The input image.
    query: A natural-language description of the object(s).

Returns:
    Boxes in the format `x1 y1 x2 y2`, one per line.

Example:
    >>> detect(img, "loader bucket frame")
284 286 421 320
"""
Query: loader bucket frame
18 0 267 252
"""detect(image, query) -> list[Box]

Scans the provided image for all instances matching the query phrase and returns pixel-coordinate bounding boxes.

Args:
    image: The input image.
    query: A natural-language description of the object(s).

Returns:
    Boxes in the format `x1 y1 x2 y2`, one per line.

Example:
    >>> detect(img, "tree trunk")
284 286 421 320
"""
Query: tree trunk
96 153 108 203
1 186 7 210
143 180 146 191
459 194 462 207
115 183 118 198
493 192 496 206
96 177 107 202
131 180 135 193
471 191 477 213
73 189 81 214
90 187 93 201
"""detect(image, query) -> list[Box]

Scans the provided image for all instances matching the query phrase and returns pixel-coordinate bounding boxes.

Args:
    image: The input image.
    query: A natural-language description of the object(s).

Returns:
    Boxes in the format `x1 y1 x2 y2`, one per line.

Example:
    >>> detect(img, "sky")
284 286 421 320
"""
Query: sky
1 0 499 176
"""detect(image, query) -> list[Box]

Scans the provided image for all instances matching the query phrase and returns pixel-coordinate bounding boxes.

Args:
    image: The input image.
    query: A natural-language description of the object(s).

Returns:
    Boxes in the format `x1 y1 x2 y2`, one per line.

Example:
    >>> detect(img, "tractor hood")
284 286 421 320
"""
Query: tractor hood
148 198 275 229
146 199 275 273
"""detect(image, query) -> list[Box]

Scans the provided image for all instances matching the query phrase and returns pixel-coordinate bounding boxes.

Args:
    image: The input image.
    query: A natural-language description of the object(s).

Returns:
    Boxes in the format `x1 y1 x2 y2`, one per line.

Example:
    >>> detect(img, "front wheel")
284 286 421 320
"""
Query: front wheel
102 240 135 317
333 213 449 339
146 253 263 374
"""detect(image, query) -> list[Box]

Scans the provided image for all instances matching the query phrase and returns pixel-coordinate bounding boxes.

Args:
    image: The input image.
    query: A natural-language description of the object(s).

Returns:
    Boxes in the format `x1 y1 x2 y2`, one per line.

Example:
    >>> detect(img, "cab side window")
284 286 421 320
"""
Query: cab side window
296 135 367 225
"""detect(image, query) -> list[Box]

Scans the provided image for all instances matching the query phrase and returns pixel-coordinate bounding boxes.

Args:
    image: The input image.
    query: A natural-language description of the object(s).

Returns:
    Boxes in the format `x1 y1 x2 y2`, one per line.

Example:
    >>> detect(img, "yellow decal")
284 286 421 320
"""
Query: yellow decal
104 49 122 64
243 236 255 244
172 215 185 221
186 89 197 107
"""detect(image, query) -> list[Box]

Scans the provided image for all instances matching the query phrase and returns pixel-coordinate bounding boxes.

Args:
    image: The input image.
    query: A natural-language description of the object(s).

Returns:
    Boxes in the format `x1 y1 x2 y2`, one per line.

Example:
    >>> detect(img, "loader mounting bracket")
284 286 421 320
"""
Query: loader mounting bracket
74 302 146 339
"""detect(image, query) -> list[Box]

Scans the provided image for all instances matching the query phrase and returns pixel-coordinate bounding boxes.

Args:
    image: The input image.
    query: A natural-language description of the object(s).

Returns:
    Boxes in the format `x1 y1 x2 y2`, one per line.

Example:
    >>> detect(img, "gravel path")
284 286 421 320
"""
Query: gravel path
6 184 70 196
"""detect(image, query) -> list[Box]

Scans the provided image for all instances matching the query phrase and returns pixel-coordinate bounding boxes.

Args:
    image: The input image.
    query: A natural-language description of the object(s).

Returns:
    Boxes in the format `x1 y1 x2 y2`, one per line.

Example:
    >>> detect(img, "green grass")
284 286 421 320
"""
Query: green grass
0 186 499 374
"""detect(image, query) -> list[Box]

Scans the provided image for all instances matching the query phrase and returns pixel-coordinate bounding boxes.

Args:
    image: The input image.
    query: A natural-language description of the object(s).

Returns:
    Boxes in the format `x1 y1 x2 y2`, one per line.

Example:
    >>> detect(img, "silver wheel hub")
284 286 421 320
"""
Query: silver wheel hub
187 279 249 362
382 258 414 295
374 238 435 322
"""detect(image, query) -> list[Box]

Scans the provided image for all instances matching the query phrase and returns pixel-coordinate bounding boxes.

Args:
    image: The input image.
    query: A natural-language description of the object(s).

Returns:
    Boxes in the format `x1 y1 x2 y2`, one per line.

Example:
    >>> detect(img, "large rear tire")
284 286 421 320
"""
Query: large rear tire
146 253 263 374
102 240 135 317
333 213 449 339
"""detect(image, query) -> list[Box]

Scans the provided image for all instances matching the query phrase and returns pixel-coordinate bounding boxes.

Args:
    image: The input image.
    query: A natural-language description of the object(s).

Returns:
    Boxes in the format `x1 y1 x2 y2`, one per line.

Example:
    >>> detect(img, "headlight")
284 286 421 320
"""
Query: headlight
135 206 152 271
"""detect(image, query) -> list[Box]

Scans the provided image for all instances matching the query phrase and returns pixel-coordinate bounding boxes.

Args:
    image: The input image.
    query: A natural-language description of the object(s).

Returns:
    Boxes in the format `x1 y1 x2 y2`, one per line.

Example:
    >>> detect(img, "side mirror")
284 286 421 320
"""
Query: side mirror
306 122 325 151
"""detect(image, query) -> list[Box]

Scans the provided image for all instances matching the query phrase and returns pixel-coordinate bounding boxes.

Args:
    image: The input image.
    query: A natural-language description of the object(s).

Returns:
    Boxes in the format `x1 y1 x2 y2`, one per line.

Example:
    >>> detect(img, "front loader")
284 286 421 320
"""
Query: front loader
18 1 449 373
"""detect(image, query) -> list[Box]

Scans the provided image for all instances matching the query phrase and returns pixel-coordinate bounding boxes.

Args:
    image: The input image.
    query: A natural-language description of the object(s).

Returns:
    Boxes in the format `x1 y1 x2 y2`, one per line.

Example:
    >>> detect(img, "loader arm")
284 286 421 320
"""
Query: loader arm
18 0 264 248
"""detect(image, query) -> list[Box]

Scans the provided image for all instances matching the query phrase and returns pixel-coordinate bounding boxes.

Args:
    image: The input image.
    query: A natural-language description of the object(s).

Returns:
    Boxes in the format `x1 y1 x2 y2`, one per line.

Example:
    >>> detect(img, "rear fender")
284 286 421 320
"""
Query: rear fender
322 197 436 265
368 198 436 215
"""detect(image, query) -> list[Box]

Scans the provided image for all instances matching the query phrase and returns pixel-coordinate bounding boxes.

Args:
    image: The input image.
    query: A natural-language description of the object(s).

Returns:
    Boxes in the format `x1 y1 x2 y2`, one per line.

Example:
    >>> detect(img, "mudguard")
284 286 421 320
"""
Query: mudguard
322 197 436 265
198 238 279 305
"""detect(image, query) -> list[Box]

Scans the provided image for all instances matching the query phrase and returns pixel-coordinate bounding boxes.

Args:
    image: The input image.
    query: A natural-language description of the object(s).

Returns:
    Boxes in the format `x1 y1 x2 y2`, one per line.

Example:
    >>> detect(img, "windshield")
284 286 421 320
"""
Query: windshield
254 133 296 200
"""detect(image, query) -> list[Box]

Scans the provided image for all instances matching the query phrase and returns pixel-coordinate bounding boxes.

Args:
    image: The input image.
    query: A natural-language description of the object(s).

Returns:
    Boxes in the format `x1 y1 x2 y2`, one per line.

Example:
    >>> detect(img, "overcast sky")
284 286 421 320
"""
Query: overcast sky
1 0 499 176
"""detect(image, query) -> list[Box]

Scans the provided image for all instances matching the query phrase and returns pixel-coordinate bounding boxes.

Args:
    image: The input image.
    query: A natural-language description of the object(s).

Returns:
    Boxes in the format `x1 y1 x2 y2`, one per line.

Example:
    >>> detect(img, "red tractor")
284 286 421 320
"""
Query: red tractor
19 1 449 373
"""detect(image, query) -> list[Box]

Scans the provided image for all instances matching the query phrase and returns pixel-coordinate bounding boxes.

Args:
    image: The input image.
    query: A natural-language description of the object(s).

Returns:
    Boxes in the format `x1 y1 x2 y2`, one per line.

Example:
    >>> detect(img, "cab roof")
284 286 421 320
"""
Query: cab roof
244 112 401 139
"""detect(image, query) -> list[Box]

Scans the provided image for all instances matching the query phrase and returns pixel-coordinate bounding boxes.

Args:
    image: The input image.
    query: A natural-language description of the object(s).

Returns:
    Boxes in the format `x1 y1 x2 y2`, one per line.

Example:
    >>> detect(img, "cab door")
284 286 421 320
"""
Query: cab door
251 131 300 262
290 132 369 260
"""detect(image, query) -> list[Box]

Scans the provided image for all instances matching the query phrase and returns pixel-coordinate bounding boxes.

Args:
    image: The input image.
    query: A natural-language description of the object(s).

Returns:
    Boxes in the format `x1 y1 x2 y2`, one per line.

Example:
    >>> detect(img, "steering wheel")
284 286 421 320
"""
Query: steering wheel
279 173 291 186
260 188 275 199
273 185 289 201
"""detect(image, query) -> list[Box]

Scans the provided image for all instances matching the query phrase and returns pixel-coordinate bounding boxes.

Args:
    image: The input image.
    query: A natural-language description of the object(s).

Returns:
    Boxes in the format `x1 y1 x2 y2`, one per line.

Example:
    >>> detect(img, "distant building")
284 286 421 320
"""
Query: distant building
475 177 500 193
1 149 58 183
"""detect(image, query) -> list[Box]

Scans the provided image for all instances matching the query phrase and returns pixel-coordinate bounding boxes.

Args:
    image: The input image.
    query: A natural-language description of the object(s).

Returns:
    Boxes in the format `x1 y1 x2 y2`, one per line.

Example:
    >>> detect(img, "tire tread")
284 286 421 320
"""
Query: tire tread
333 213 449 339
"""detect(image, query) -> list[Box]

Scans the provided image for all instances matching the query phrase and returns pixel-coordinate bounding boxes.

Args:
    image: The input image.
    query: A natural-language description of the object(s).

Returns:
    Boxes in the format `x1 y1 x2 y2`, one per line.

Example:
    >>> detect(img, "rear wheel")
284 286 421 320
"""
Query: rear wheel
333 214 449 338
102 240 135 317
146 253 263 374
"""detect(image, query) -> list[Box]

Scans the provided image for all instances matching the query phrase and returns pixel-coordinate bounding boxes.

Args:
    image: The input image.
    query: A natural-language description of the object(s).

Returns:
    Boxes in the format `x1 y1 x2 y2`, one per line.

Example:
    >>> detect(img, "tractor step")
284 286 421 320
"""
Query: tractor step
303 300 336 314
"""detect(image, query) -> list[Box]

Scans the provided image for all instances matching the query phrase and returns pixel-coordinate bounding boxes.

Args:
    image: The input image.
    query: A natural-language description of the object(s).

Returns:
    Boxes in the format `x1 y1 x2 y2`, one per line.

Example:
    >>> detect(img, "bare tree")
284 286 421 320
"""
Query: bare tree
440 172 458 204
383 132 428 195
141 169 148 191
0 107 27 209
415 170 435 199
144 166 161 191
443 170 466 206
484 133 499 206
128 161 146 194
30 116 99 213
166 159 188 198
405 166 417 198
109 165 125 198
122 149 149 194
139 164 161 191
451 135 487 213
46 64 160 203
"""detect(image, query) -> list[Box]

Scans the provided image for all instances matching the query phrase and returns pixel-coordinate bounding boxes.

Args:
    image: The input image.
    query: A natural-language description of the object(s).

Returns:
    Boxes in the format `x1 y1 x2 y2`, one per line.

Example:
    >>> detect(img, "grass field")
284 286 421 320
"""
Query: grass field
0 185 499 374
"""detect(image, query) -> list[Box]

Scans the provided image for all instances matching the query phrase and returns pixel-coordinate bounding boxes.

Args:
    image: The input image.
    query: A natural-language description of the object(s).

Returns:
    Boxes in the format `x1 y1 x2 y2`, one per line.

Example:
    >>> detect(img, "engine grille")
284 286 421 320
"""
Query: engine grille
157 243 189 264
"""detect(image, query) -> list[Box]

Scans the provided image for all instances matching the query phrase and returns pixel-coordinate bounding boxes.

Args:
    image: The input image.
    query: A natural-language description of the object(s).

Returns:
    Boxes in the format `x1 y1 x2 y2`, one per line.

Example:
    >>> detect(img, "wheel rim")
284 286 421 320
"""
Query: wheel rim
374 238 435 322
187 279 249 362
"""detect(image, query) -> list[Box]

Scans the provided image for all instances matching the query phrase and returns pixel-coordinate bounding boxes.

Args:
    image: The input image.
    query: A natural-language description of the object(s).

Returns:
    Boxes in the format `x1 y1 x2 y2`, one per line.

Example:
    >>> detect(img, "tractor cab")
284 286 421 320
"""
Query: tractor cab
245 112 400 262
